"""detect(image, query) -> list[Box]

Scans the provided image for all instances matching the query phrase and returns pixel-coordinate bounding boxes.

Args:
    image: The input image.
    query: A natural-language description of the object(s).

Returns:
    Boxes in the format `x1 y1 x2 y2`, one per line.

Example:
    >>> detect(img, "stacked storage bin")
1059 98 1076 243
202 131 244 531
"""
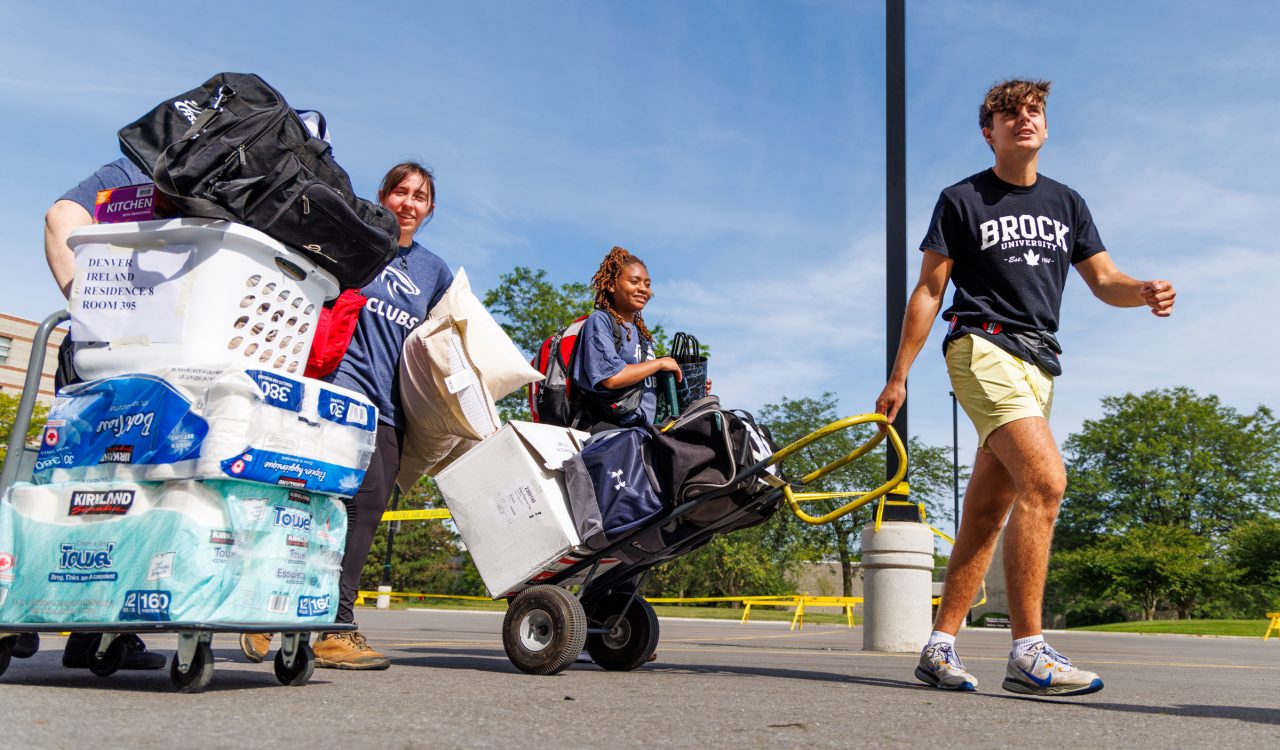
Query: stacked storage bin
0 218 377 627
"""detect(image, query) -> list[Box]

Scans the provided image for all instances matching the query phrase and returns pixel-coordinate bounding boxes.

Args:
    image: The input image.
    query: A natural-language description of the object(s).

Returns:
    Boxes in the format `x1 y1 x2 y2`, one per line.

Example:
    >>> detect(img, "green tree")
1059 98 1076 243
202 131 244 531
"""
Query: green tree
759 393 960 597
648 526 797 599
1049 525 1225 621
359 476 485 597
0 391 50 465
1222 516 1280 614
483 267 594 356
1057 387 1280 552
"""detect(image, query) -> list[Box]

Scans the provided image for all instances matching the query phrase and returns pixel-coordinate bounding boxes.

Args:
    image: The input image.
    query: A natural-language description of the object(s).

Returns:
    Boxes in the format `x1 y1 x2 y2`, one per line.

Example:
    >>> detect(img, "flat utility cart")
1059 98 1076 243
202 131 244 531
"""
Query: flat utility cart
498 409 907 676
0 623 341 693
0 311 352 693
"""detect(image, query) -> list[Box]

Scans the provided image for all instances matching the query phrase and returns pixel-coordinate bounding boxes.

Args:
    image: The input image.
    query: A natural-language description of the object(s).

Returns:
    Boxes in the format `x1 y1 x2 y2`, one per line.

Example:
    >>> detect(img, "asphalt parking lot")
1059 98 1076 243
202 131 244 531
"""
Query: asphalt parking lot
2 608 1278 749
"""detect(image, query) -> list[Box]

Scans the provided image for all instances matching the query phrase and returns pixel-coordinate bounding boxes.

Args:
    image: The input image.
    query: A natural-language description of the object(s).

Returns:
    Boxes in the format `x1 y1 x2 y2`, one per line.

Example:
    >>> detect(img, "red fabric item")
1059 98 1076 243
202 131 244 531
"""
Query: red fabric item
305 289 368 378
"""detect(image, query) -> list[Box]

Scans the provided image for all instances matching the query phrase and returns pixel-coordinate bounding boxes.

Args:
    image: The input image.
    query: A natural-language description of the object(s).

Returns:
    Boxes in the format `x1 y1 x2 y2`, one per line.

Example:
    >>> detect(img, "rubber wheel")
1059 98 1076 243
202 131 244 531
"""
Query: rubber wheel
0 637 12 678
273 641 315 686
12 632 38 659
169 642 214 693
502 585 587 675
88 634 127 677
585 593 659 671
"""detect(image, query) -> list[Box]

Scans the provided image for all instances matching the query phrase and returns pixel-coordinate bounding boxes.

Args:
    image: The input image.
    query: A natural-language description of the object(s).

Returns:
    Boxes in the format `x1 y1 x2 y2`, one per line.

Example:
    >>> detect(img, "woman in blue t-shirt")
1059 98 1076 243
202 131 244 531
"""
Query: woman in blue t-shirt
571 246 688 428
241 162 452 671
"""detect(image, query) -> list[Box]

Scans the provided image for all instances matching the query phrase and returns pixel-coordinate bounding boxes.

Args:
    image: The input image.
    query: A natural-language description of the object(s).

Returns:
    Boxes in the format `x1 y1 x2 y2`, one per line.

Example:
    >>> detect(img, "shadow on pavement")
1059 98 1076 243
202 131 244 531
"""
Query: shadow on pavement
0 649 334 693
393 648 929 691
998 694 1280 725
394 650 514 672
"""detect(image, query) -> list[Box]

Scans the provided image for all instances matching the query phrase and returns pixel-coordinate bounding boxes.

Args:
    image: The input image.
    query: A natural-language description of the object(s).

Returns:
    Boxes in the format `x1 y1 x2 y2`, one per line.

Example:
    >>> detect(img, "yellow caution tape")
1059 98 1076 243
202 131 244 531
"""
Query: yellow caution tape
355 590 491 604
381 508 452 522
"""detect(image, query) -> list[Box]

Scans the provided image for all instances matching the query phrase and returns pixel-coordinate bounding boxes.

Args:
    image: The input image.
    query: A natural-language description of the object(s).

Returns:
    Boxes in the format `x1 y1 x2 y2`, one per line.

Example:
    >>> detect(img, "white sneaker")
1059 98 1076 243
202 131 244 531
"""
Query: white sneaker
1003 642 1104 696
915 642 978 691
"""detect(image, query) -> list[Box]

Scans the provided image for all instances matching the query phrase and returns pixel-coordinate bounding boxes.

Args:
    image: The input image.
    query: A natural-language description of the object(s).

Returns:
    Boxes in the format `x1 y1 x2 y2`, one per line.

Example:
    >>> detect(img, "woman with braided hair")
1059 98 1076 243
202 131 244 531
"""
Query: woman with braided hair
571 246 685 428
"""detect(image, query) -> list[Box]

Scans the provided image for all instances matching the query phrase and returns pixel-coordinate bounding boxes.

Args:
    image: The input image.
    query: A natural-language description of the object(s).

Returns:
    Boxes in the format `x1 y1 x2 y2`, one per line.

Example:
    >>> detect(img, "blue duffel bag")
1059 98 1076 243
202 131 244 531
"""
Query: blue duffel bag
562 427 665 551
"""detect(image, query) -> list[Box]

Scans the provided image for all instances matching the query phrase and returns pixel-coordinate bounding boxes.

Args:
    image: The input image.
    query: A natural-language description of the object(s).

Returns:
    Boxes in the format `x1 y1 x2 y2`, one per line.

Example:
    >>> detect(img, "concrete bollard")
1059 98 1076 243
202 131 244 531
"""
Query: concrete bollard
376 585 392 609
861 521 934 652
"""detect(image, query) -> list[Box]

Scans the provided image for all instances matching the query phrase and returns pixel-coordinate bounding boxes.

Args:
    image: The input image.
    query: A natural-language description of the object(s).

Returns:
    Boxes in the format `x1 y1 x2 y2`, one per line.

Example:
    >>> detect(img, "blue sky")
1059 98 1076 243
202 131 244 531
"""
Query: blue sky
1 0 1275 500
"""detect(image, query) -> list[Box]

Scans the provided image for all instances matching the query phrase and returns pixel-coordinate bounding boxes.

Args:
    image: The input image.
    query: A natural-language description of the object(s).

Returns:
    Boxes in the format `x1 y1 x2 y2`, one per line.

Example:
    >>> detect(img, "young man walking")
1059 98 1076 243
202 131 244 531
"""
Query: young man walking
876 79 1175 696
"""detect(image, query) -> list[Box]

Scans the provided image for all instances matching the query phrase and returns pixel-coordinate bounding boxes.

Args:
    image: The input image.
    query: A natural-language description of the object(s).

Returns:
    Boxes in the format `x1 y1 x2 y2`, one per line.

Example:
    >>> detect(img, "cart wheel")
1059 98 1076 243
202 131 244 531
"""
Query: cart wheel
274 641 315 686
585 593 660 671
88 634 127 677
502 585 587 675
12 632 38 658
0 637 12 678
169 642 214 693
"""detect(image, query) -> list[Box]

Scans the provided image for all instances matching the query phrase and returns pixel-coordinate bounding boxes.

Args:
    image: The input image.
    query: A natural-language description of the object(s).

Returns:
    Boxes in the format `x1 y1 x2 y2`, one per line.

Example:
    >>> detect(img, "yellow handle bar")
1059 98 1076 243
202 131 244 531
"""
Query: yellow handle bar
769 413 907 525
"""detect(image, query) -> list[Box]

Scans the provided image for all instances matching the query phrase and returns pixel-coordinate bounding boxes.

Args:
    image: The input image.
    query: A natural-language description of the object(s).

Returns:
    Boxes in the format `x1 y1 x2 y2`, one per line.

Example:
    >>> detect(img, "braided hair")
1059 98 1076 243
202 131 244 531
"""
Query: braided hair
591 246 653 343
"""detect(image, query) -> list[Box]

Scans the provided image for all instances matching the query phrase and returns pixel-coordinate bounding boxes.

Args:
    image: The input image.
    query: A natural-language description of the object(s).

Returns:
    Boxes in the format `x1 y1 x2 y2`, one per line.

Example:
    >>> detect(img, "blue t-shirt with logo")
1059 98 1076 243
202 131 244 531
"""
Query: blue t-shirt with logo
326 242 452 429
571 309 657 426
59 157 148 212
922 169 1106 367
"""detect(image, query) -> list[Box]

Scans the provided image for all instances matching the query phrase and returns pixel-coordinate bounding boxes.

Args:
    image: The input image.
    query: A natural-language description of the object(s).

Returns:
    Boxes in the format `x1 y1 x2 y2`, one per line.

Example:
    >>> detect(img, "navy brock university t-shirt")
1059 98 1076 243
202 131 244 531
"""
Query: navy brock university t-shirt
921 169 1106 366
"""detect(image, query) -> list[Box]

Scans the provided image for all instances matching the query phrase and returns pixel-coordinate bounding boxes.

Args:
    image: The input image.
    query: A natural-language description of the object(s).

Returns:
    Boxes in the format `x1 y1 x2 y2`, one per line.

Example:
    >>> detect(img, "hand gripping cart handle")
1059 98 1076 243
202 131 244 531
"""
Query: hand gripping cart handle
773 412 907 525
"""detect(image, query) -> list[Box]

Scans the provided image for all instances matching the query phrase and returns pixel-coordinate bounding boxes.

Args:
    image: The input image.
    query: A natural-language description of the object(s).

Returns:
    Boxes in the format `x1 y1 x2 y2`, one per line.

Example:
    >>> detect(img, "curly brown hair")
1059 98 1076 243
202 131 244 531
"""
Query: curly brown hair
979 79 1051 130
591 246 653 344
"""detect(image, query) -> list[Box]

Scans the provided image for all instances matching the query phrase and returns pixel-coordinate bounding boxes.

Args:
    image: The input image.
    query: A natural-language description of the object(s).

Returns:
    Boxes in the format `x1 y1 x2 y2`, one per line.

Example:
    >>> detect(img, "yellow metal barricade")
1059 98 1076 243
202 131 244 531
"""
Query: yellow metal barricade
1265 612 1280 641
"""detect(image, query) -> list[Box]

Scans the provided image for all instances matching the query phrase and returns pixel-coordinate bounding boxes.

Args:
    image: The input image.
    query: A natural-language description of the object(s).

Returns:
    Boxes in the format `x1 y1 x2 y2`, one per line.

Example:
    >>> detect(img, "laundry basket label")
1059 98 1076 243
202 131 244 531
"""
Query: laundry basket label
70 243 195 344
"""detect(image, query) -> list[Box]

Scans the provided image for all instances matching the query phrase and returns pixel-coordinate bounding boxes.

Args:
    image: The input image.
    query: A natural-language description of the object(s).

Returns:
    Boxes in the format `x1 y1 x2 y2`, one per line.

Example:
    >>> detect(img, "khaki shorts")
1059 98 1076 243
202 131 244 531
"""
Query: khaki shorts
946 334 1054 449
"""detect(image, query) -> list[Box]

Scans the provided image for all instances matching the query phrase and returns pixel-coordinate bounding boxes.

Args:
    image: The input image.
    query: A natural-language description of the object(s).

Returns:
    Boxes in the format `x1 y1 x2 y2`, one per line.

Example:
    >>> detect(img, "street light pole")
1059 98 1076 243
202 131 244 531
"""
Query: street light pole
885 0 908 484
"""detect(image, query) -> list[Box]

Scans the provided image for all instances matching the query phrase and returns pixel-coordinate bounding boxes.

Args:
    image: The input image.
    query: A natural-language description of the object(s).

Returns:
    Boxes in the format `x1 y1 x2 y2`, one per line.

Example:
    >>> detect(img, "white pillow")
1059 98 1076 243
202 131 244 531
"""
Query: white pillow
397 314 498 490
428 267 543 400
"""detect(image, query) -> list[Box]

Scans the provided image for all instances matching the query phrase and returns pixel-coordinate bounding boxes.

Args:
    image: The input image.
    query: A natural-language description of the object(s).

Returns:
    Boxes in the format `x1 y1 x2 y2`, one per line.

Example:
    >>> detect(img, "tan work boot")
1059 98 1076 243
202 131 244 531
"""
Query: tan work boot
240 632 275 663
313 631 391 670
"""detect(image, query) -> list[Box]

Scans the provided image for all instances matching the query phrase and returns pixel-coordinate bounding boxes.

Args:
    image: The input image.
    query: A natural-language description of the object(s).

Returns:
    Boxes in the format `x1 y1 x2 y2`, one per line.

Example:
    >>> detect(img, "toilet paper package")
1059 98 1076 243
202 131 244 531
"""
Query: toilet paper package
0 479 346 625
33 366 378 496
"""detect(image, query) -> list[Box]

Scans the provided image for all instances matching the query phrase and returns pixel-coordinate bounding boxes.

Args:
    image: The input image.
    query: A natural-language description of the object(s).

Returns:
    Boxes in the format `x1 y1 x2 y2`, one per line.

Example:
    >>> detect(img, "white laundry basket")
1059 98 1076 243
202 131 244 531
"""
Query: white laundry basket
67 218 339 380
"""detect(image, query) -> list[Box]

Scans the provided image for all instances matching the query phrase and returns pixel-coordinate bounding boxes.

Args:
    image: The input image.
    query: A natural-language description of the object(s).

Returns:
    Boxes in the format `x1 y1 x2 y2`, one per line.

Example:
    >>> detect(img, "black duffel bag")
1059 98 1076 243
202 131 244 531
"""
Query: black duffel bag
118 72 399 290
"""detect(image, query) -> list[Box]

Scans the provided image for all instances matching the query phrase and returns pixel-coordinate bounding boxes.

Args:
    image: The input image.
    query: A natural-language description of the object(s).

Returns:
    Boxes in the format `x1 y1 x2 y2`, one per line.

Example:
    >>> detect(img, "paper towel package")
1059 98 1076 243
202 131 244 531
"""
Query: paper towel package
435 421 618 598
0 479 346 625
33 366 377 496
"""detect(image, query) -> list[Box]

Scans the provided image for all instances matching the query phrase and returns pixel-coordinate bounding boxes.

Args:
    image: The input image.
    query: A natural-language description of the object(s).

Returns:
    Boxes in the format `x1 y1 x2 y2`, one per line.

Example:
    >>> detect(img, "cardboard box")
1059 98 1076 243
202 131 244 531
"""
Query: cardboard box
436 421 597 597
94 184 160 223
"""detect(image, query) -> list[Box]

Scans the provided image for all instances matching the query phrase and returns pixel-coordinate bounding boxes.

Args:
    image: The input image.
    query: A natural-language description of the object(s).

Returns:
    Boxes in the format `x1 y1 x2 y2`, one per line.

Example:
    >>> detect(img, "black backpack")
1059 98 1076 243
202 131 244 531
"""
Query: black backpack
118 72 399 290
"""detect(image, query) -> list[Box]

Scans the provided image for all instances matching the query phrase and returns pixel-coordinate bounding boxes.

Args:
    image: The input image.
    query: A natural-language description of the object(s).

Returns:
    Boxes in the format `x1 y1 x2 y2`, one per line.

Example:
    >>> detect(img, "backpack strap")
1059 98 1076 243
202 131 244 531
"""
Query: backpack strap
574 311 650 430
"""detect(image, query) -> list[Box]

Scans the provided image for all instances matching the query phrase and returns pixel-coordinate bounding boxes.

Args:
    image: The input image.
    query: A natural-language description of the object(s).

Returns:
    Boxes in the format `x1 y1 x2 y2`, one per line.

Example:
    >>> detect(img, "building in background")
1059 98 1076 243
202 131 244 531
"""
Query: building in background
0 313 66 405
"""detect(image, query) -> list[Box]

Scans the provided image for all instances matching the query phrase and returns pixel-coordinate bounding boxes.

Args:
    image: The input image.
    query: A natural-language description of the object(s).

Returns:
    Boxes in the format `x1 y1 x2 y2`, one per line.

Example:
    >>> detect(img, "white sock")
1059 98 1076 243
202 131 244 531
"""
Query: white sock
1011 634 1045 659
927 631 956 648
